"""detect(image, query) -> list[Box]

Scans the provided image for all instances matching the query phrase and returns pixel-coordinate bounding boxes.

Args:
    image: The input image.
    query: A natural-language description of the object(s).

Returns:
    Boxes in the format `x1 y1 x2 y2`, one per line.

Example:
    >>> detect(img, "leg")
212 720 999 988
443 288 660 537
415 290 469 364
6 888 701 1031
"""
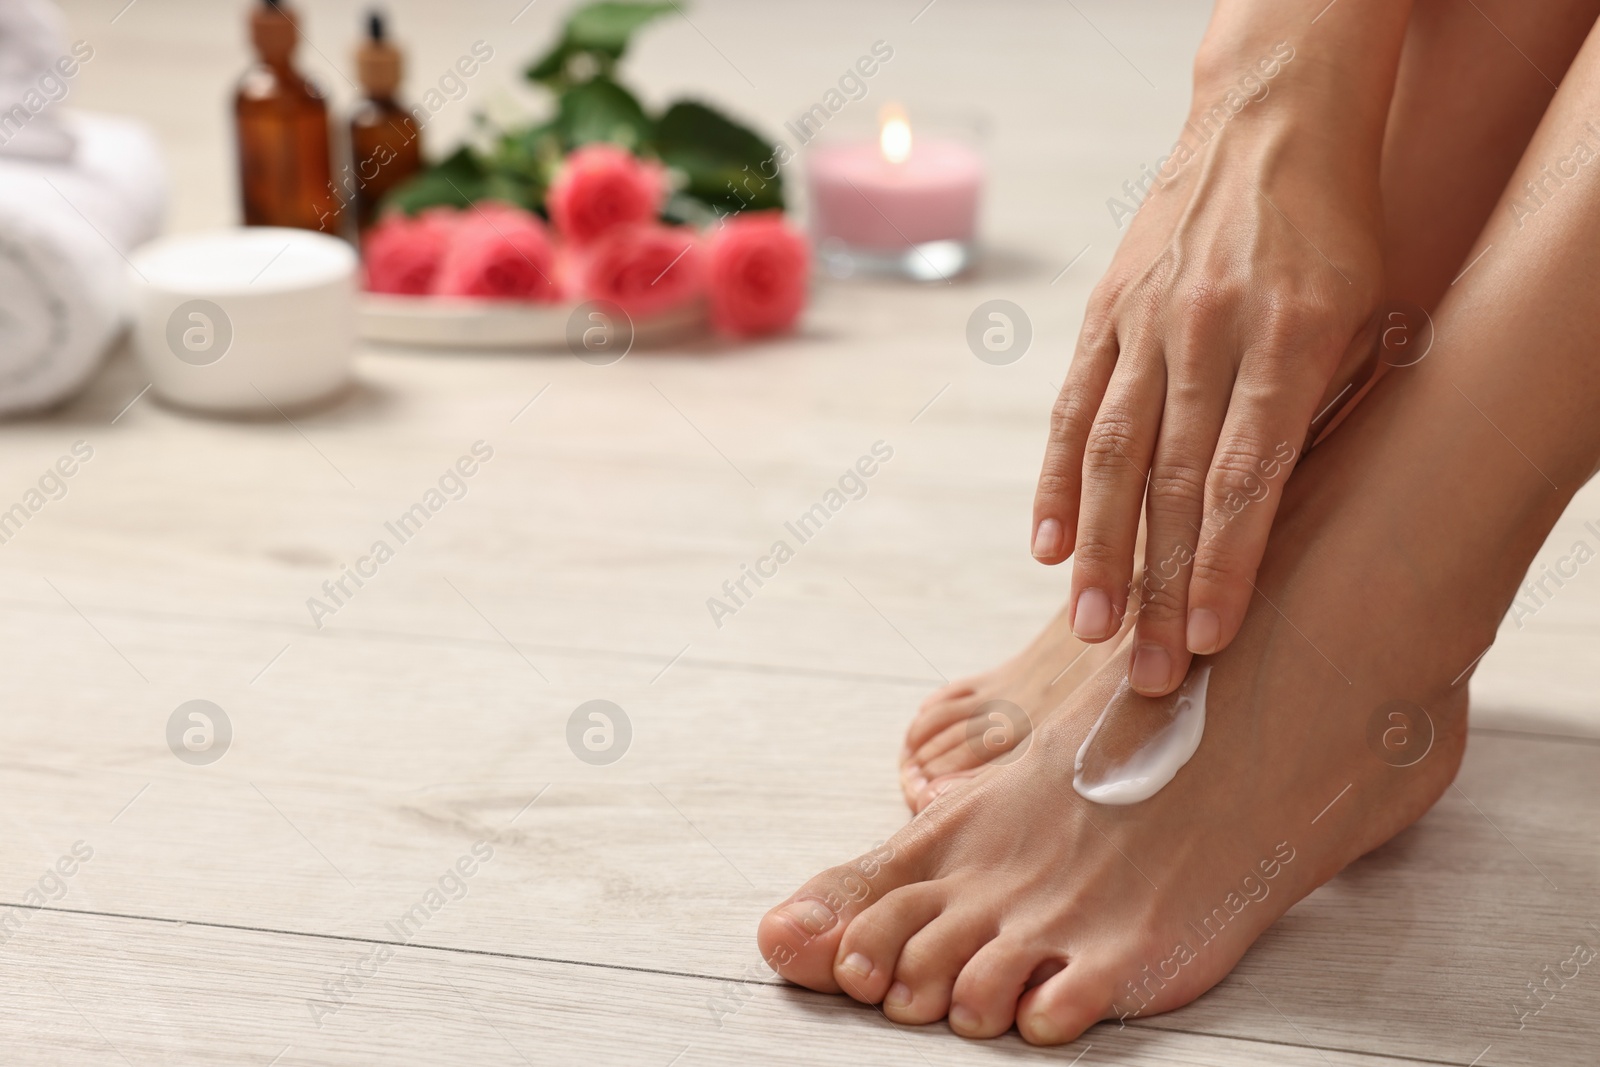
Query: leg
767 14 1600 1041
1382 0 1600 309
900 0 1600 813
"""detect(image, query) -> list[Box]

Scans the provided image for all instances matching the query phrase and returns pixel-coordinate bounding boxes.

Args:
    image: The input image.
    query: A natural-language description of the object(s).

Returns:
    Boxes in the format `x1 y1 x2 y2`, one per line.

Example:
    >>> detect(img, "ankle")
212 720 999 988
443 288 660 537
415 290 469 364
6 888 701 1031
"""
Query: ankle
1325 366 1582 637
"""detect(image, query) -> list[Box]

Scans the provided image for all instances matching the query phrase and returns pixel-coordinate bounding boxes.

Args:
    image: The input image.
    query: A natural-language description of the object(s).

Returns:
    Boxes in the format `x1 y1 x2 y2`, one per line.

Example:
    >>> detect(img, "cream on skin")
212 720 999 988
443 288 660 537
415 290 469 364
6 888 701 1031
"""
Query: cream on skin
1073 666 1211 804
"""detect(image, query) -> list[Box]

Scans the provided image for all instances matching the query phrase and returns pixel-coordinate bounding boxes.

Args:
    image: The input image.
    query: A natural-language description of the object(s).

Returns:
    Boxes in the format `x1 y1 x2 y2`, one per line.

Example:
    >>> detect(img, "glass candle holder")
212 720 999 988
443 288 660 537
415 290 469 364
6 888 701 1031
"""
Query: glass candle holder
804 107 984 282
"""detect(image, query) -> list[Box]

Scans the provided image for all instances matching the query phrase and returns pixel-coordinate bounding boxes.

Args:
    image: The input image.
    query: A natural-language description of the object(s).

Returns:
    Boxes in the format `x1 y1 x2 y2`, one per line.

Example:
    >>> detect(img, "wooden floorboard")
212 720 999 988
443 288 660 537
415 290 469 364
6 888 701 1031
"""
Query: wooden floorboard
14 0 1600 1063
3 910 1486 1067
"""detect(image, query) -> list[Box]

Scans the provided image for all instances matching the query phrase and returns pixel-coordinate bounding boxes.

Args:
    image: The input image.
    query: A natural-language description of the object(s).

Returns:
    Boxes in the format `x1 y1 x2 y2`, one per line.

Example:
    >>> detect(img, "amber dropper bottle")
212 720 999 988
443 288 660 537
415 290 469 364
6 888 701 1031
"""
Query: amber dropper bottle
234 0 338 232
349 10 422 233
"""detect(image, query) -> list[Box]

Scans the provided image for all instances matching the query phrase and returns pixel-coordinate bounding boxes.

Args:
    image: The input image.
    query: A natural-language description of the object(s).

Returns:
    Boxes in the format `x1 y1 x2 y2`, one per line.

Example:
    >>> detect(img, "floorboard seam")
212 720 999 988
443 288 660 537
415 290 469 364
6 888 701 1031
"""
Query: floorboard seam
1467 724 1600 747
1134 1022 1477 1066
9 903 1492 1064
7 901 777 984
0 597 940 688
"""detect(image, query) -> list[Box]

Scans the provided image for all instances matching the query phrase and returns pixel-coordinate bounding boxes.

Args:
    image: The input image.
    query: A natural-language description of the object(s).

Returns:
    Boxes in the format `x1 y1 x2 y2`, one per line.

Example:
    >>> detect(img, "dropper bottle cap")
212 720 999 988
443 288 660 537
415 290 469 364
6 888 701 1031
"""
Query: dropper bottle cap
356 10 402 98
250 0 298 64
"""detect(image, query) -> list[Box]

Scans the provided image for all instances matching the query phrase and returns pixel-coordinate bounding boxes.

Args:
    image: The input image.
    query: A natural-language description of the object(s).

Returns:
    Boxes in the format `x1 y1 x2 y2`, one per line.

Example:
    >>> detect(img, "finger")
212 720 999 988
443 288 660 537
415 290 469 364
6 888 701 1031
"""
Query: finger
1130 354 1233 696
1068 333 1165 642
1032 304 1119 565
1185 355 1322 656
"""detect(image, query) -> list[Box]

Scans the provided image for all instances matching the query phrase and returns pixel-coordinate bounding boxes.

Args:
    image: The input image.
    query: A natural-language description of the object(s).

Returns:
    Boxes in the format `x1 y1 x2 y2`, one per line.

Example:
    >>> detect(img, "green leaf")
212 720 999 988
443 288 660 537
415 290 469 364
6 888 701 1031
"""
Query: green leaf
567 1 677 53
480 171 546 212
654 100 784 213
526 40 595 87
526 1 677 88
555 76 653 150
485 120 564 208
382 146 490 215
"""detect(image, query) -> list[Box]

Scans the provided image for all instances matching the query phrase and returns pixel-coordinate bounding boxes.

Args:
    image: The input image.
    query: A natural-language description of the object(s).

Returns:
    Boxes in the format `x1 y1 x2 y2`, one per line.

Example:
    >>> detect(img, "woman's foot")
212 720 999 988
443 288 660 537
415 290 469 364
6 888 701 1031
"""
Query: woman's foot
760 358 1528 1041
900 605 1126 812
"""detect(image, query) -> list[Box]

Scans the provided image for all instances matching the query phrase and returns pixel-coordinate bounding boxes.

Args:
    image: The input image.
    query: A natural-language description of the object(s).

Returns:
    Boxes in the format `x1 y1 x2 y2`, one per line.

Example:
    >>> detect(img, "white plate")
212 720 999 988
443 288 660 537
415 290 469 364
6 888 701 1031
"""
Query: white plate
358 293 706 350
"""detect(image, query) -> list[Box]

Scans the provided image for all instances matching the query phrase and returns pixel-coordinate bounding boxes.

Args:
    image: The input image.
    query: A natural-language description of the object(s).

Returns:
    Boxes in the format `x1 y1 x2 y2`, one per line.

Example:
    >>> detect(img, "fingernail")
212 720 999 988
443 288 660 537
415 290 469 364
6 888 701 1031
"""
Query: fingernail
840 952 873 979
1072 588 1113 640
949 1003 981 1032
1032 518 1063 559
1130 643 1172 694
778 899 837 939
1187 608 1220 654
886 982 913 1009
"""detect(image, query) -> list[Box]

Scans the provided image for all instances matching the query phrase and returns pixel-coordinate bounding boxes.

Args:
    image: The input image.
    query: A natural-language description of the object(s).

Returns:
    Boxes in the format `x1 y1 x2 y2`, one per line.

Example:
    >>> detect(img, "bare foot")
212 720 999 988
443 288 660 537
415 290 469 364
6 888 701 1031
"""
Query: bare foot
762 391 1504 1042
900 606 1127 812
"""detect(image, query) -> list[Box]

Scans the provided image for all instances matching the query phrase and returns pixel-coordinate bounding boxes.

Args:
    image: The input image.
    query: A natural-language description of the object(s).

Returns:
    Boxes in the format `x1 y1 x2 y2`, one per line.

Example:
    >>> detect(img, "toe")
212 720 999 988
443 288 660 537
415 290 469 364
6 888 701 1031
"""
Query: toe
1015 961 1114 1046
948 935 1054 1038
883 912 995 1025
917 679 975 715
906 689 980 754
832 883 946 1004
906 721 975 790
759 897 844 991
758 840 913 993
911 720 978 777
902 700 993 812
912 694 1035 779
916 710 1029 780
913 769 979 814
900 759 931 808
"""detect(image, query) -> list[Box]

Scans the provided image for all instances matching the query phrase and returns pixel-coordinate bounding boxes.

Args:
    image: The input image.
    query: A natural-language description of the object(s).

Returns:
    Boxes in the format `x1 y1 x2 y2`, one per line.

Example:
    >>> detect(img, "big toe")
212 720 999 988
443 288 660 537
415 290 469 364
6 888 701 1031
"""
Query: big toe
758 842 914 992
759 897 849 992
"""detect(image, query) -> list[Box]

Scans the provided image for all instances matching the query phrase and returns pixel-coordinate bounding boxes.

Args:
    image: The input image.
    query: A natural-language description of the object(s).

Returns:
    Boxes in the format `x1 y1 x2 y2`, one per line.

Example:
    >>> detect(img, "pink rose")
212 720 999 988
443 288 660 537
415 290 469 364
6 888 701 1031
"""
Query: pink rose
547 143 665 247
704 213 809 337
433 203 562 302
573 224 702 319
362 209 456 295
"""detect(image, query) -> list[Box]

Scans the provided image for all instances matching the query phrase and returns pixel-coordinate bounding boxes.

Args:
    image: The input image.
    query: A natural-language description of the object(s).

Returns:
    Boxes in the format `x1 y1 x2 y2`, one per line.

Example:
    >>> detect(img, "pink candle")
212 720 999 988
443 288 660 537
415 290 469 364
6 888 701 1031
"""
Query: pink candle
807 114 983 254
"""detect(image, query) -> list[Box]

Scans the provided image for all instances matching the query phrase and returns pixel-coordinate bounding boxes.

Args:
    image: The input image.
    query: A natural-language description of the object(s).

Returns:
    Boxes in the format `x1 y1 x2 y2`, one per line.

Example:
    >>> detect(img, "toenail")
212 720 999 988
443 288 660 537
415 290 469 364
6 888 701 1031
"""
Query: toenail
840 952 873 980
949 1003 981 1032
1032 517 1063 559
1131 643 1172 693
1072 588 1112 640
777 899 837 940
1187 607 1220 654
885 982 912 1009
1023 1011 1060 1044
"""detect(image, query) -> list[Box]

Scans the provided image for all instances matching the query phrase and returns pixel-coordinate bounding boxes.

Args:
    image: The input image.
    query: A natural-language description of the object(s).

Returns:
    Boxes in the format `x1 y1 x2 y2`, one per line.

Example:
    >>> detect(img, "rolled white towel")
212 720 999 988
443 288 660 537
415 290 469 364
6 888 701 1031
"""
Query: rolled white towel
0 110 166 415
0 0 77 162
60 109 166 252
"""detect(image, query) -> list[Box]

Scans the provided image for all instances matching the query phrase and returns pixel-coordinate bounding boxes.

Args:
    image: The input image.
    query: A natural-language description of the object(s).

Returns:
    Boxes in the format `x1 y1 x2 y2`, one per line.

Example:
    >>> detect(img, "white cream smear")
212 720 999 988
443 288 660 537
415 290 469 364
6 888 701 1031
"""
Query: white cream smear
1073 666 1211 805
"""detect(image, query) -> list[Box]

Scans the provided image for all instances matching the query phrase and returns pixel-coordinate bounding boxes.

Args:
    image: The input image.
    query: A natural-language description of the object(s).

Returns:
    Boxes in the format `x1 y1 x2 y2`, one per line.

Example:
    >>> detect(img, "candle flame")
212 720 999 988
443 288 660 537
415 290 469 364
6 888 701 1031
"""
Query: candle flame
880 105 911 164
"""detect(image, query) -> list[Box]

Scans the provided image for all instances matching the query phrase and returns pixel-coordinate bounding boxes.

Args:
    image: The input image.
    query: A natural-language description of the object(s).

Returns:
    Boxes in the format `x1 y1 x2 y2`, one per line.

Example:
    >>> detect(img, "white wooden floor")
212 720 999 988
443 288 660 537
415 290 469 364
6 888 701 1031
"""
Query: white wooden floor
7 2 1598 1063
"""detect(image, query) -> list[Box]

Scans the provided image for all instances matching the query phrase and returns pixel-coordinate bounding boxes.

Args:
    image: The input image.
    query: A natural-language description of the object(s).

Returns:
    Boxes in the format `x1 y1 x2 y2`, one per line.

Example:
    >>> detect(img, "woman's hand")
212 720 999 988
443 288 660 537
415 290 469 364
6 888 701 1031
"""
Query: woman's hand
1032 97 1387 698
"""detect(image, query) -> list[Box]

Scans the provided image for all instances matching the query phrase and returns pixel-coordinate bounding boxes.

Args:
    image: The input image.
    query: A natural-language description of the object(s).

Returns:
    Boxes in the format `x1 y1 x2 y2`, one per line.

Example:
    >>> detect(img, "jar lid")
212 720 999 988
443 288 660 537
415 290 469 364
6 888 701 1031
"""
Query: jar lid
132 227 355 296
